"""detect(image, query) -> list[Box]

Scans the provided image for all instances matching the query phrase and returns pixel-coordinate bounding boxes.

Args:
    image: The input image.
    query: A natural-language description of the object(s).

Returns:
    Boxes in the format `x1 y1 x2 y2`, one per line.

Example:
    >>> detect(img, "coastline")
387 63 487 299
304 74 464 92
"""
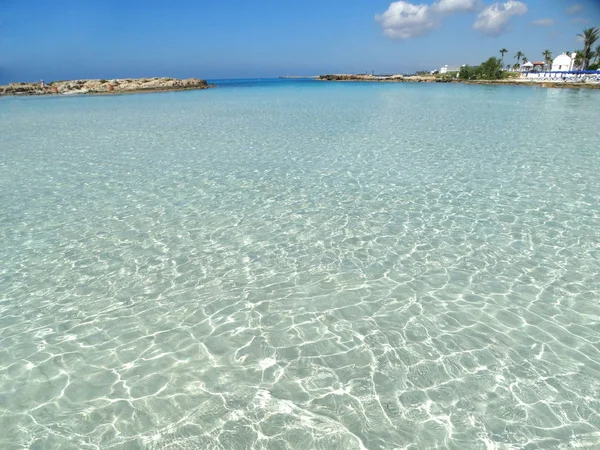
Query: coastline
0 77 214 97
459 79 600 89
317 74 600 89
278 76 318 79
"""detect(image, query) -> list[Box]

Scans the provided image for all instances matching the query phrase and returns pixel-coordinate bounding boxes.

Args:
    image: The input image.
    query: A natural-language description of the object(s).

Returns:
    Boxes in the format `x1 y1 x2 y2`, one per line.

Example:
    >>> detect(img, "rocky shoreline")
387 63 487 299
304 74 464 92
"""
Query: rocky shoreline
317 74 600 89
318 74 407 82
459 79 600 89
0 77 214 97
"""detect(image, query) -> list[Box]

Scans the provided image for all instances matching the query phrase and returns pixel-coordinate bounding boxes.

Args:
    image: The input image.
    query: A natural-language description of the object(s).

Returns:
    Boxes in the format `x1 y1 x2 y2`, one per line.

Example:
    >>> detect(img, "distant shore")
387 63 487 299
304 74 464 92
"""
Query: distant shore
317 74 600 89
0 77 214 97
278 76 318 79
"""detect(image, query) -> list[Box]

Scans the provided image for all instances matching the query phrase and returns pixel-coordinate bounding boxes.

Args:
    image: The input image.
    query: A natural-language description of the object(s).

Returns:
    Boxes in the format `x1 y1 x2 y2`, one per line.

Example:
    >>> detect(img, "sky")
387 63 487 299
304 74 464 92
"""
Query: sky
0 0 599 83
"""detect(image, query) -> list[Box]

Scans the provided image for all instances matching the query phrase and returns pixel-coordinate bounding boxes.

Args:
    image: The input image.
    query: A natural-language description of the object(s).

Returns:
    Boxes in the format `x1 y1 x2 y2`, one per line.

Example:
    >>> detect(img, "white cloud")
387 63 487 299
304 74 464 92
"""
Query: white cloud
473 1 528 36
532 18 554 26
566 4 583 14
375 0 481 39
375 2 440 39
433 0 481 13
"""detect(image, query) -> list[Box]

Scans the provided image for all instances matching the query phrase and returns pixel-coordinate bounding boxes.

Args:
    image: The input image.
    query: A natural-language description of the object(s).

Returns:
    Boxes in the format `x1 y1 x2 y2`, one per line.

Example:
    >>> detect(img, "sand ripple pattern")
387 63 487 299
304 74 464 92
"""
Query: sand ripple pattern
1 83 600 449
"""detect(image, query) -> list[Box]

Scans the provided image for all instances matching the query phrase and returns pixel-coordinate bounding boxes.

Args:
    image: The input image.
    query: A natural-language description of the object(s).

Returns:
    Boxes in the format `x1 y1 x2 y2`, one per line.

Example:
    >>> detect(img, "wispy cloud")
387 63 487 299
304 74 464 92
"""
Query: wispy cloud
566 4 583 14
569 17 589 24
532 18 554 26
375 0 481 39
473 1 528 36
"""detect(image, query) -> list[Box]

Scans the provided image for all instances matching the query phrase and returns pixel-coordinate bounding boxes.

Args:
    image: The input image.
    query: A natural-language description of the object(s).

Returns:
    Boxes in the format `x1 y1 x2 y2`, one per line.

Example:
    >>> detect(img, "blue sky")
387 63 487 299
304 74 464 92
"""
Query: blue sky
0 0 598 82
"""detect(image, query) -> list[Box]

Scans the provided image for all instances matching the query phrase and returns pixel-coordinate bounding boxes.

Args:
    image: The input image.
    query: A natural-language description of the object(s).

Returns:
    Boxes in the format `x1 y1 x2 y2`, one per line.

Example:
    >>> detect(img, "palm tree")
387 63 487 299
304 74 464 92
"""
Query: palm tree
500 48 508 64
542 50 552 68
506 64 511 71
574 50 584 70
595 44 600 64
512 63 520 71
515 51 524 67
577 27 599 69
522 57 529 64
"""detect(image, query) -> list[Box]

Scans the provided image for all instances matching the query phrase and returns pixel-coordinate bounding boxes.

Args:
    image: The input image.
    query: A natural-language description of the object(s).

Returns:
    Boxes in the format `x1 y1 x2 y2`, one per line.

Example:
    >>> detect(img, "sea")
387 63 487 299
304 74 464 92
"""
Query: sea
1 79 600 449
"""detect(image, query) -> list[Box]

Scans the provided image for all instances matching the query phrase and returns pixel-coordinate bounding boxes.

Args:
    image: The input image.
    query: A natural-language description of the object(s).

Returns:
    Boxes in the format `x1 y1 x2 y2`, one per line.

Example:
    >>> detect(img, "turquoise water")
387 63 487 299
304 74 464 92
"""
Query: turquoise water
1 81 600 449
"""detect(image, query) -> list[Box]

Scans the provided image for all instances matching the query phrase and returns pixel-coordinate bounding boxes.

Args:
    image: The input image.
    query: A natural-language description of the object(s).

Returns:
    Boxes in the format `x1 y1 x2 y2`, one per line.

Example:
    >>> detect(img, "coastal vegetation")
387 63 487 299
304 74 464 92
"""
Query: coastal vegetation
543 50 552 67
578 27 599 70
514 51 525 68
499 48 508 65
459 57 504 80
436 71 459 81
574 51 584 69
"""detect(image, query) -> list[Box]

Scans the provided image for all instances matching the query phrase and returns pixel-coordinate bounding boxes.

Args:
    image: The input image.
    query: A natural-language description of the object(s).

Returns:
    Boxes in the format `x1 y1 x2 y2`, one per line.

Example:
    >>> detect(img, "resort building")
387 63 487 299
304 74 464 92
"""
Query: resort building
521 61 547 73
522 50 600 82
521 61 534 72
439 65 462 74
551 53 577 72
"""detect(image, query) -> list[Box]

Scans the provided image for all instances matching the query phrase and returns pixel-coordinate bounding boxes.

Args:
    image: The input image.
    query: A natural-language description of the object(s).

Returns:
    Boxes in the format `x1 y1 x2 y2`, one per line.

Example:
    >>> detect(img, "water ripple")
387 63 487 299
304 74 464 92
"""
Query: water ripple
1 84 600 449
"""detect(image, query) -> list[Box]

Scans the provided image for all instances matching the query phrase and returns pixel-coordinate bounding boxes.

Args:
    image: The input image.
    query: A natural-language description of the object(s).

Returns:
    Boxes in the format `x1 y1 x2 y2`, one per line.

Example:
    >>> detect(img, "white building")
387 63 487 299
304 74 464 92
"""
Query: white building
551 53 577 72
439 65 462 74
521 61 534 72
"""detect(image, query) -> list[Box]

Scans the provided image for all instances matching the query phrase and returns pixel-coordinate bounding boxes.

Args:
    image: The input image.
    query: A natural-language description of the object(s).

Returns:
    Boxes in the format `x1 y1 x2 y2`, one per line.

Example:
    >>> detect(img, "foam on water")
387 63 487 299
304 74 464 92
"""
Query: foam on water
1 81 600 449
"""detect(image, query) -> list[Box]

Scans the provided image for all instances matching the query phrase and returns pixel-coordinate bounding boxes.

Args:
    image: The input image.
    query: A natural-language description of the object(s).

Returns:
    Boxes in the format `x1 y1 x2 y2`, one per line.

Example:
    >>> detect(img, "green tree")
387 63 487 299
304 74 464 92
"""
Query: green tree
577 27 599 69
595 44 600 64
515 51 524 65
478 57 504 79
459 57 504 80
499 48 508 64
458 65 478 80
542 50 552 68
522 57 529 63
574 50 585 69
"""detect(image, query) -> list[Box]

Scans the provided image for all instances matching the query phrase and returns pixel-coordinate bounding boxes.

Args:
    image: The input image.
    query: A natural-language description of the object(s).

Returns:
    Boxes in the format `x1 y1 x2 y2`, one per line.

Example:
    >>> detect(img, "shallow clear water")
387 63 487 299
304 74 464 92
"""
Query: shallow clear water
1 81 600 449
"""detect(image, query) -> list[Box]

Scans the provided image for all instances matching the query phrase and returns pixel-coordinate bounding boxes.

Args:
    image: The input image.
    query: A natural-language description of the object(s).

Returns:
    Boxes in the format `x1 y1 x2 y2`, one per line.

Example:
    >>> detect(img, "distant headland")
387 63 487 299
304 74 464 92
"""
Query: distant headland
317 73 600 89
278 76 318 79
0 77 214 96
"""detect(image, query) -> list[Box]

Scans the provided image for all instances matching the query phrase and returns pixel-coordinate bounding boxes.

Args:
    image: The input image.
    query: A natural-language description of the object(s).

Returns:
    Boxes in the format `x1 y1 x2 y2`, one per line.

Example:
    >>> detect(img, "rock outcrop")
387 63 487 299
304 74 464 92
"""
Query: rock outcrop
0 77 213 96
318 74 446 83
318 74 405 82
